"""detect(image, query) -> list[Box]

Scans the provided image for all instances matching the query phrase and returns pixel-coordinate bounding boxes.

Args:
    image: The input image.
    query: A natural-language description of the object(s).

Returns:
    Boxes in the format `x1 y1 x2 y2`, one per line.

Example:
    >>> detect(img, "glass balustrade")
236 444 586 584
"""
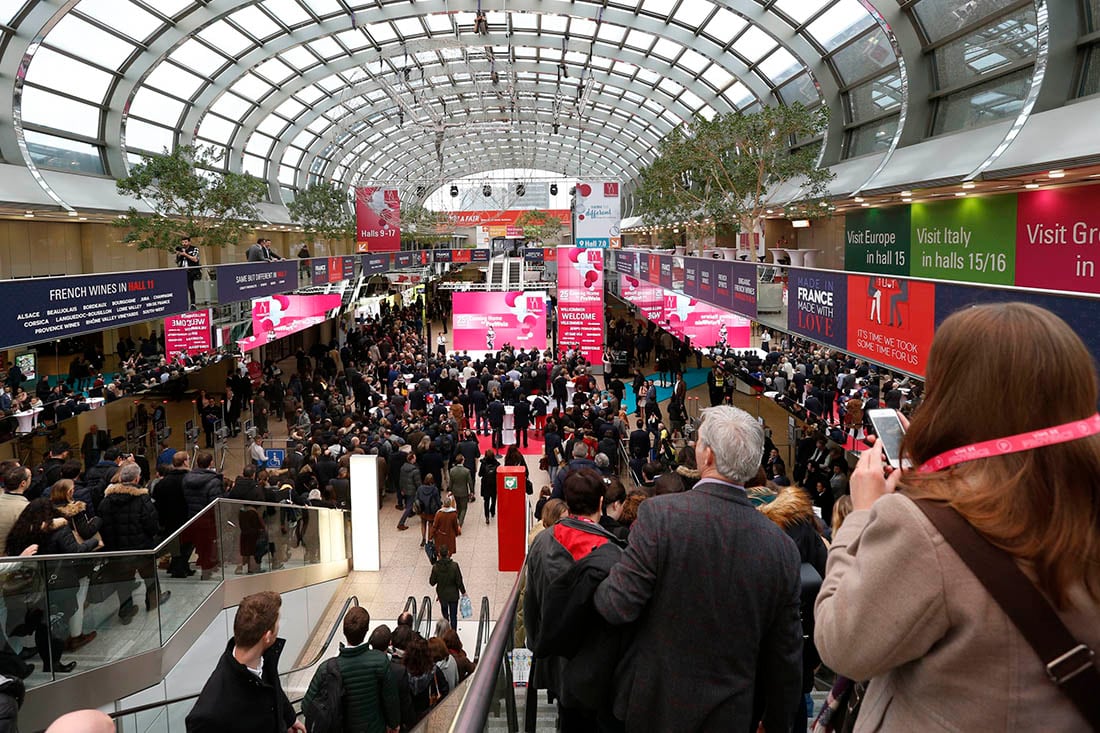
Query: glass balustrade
0 499 347 691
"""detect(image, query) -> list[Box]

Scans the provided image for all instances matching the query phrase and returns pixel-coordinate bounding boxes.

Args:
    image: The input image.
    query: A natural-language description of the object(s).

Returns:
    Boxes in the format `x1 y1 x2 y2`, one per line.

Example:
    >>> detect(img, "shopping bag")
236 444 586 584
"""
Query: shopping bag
459 593 473 619
425 540 437 564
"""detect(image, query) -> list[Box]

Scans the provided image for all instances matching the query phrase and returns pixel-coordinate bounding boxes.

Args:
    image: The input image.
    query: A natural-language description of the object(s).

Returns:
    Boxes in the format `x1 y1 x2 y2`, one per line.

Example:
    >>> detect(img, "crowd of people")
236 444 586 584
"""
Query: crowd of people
3 289 1099 732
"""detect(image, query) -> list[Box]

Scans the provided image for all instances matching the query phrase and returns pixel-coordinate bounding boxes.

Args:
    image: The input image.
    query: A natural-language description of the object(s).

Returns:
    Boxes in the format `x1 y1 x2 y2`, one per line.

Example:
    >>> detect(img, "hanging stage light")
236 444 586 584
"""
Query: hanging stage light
450 184 459 197
550 183 558 195
482 184 492 197
516 183 526 197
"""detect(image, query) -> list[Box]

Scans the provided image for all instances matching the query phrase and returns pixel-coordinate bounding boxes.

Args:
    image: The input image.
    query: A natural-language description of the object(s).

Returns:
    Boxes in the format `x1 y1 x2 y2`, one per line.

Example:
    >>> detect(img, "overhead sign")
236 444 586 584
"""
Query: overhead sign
238 293 342 351
165 309 212 358
355 186 401 252
361 253 389 274
0 268 189 350
730 262 758 319
453 292 547 352
574 181 621 248
845 206 911 276
217 261 295 305
847 275 936 374
910 197 1015 285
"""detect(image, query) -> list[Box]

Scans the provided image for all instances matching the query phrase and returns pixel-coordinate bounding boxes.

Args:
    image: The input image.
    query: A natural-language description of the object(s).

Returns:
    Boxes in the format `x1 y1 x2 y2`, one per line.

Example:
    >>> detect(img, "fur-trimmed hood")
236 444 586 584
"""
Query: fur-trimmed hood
674 465 700 480
104 482 148 497
759 485 815 530
53 500 87 517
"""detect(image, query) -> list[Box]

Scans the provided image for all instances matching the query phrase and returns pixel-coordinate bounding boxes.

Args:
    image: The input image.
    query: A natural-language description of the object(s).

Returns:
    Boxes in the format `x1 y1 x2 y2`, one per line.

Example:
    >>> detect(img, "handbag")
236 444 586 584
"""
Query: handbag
459 594 473 619
424 539 437 564
811 677 864 733
913 499 1100 730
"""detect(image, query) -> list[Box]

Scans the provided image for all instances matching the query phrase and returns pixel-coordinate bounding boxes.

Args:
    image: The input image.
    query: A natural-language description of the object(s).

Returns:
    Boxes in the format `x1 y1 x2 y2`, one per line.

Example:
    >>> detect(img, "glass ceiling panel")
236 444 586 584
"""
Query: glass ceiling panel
130 87 187 126
170 39 227 77
209 92 252 119
425 13 452 32
394 17 423 36
280 46 319 71
198 20 253 56
777 73 820 106
701 63 734 90
144 62 205 98
773 0 830 25
805 0 874 52
830 25 894 85
704 8 748 43
641 0 676 17
25 130 104 174
46 15 136 69
74 0 163 42
933 6 1036 89
231 73 274 102
24 49 114 103
21 87 101 138
913 0 1016 44
229 6 282 40
672 0 714 24
653 38 682 61
757 46 801 85
301 0 344 16
125 119 175 153
263 0 314 27
733 26 777 64
276 98 307 118
198 114 237 144
307 36 344 59
1 3 27 25
335 29 370 51
148 0 196 18
848 71 902 123
255 57 296 84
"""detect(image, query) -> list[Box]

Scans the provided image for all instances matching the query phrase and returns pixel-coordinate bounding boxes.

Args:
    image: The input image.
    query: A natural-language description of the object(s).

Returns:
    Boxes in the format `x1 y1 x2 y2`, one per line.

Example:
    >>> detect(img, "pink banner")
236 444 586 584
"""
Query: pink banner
620 274 663 322
558 247 605 363
238 294 341 351
165 309 211 357
355 187 400 252
452 292 548 352
662 291 751 349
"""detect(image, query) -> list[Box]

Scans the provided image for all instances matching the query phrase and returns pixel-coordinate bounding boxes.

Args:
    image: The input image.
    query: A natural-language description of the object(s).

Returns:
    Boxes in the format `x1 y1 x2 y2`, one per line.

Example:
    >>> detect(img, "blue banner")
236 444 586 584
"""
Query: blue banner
683 258 699 298
616 250 637 275
731 262 758 319
788 268 848 348
433 249 453 263
217 262 296 305
711 260 732 308
361 253 389 274
471 248 491 262
524 247 545 263
0 268 189 349
576 237 610 248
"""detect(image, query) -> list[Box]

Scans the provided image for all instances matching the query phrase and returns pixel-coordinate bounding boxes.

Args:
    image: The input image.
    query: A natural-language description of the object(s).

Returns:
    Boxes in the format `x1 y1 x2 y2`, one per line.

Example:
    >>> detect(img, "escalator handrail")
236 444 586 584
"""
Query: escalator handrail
415 594 432 638
403 595 417 617
450 564 525 733
106 595 360 720
473 596 491 662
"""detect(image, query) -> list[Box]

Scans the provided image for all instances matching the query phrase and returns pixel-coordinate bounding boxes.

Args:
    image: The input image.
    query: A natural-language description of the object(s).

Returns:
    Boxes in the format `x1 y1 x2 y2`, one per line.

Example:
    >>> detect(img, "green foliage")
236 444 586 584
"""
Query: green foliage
287 182 354 241
114 145 267 251
514 209 564 244
634 104 834 232
400 205 452 246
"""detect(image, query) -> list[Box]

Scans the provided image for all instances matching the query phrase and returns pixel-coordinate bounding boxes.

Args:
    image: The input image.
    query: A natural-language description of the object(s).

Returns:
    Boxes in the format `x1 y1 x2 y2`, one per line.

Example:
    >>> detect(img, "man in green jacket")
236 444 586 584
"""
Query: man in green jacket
429 546 467 630
303 606 399 733
448 455 473 527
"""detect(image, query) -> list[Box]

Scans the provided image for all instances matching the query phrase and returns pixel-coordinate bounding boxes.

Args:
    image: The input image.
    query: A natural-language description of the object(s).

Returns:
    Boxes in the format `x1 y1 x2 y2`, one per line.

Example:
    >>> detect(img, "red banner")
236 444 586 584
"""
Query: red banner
847 275 935 374
165 310 212 358
356 187 400 252
445 209 571 228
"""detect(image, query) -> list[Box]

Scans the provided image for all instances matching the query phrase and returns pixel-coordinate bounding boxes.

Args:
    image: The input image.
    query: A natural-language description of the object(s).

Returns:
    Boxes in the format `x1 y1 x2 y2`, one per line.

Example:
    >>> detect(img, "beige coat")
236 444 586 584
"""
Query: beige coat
815 493 1100 732
0 493 28 552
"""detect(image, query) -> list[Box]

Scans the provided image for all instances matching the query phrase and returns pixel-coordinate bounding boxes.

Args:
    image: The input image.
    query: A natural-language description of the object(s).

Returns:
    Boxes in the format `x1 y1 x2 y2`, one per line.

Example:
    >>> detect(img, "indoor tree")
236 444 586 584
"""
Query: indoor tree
634 103 834 253
115 144 267 251
286 181 355 245
400 205 453 248
514 209 565 245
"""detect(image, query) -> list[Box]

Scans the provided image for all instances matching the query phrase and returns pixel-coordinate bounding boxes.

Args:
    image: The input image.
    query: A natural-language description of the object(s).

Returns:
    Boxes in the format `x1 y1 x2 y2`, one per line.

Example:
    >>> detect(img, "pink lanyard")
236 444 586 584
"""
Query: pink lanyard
918 413 1100 473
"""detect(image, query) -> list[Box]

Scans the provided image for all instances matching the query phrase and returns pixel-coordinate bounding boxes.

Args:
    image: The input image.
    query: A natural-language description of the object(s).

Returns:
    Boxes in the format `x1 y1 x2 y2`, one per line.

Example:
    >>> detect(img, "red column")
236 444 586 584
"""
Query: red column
496 466 527 572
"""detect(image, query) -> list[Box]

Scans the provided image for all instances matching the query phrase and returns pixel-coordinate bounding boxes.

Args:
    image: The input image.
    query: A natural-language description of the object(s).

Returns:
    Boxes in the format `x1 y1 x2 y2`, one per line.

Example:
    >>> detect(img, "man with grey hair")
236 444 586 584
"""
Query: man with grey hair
594 405 802 732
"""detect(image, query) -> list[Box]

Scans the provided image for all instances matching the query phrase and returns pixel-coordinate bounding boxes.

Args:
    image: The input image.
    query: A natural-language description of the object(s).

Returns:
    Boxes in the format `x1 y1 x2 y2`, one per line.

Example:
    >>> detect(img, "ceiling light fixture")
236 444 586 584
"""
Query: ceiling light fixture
1048 169 1065 179
853 197 864 203
900 190 912 196
1024 183 1040 189
961 181 976 189
955 192 968 197
860 202 870 207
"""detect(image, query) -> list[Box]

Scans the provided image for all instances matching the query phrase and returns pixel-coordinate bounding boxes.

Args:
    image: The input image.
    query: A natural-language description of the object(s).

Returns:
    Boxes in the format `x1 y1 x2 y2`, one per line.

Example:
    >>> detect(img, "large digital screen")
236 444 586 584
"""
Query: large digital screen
452 292 548 352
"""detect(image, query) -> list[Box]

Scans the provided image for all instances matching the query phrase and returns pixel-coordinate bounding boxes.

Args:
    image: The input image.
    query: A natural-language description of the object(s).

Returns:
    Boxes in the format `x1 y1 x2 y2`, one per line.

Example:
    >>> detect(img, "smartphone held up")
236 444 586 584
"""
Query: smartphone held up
867 408 910 469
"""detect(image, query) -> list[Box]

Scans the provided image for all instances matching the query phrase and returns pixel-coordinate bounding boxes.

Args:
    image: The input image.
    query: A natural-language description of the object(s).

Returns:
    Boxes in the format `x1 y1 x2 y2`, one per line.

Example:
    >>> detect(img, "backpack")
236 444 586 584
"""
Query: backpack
303 658 344 733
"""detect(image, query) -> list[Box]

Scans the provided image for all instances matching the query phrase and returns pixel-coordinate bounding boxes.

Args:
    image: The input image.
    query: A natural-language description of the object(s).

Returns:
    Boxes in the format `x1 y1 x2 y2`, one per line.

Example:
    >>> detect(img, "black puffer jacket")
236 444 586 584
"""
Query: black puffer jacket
98 483 159 551
181 469 223 518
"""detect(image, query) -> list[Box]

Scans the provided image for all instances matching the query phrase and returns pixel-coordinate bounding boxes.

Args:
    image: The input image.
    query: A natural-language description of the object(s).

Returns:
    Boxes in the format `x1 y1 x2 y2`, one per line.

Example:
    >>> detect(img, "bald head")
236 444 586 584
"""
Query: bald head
46 710 115 733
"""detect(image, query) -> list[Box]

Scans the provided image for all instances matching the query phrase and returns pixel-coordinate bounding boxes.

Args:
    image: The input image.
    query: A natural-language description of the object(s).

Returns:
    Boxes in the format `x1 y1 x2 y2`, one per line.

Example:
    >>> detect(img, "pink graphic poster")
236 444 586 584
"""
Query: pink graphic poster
238 294 341 351
355 187 401 252
452 292 548 352
558 247 605 363
662 291 751 349
620 274 664 322
165 310 211 357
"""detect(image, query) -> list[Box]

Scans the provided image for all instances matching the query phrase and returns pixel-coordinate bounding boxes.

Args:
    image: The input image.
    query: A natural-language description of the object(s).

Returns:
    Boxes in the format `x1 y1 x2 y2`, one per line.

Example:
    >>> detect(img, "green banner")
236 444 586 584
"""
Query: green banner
909 196 1016 284
845 207 911 275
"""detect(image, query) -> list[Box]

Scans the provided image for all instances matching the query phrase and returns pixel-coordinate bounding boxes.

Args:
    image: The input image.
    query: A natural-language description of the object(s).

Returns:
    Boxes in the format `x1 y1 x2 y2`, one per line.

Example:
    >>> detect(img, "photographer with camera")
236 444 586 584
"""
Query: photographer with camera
175 235 200 308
